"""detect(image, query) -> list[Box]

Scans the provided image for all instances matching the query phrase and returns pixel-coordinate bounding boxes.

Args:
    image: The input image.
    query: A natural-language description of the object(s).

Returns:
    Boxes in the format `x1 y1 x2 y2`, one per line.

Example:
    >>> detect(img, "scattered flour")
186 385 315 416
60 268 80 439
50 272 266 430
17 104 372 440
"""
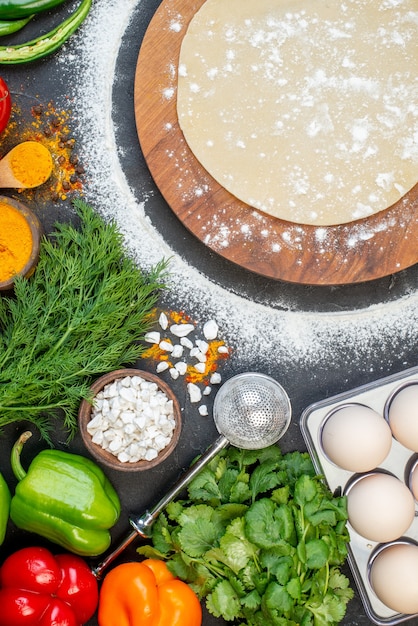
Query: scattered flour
62 1 418 401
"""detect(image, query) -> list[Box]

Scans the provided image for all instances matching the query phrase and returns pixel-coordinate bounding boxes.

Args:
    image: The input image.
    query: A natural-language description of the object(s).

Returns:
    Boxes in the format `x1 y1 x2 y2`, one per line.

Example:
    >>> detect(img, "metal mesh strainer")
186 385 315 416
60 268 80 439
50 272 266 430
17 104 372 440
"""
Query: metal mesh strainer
93 372 292 578
213 372 292 449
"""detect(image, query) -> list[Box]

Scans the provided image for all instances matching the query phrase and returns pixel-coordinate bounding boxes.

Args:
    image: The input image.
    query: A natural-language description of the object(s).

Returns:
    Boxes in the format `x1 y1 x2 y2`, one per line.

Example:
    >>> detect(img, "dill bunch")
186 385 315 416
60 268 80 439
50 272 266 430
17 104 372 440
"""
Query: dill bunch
0 199 168 443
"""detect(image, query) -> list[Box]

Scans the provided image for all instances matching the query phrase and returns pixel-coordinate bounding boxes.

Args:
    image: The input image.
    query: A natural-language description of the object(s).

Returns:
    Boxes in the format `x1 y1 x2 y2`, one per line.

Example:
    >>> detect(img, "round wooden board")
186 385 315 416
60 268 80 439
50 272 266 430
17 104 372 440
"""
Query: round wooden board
134 0 418 286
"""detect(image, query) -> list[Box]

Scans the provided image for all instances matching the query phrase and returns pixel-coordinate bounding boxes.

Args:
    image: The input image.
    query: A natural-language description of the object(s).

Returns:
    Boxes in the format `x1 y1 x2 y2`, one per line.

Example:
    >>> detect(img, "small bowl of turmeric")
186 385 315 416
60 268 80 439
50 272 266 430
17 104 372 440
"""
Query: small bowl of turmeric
0 196 42 291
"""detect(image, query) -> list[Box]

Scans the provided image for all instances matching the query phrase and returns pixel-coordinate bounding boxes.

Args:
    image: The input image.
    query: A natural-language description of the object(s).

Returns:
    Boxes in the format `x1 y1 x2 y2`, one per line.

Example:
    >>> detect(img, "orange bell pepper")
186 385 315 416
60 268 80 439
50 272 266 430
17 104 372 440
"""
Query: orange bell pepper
98 559 202 626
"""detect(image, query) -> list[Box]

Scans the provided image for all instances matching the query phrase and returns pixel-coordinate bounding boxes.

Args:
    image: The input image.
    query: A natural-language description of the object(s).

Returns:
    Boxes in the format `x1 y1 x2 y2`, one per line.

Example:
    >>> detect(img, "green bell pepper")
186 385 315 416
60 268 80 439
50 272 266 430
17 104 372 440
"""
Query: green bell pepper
10 431 121 556
0 471 11 545
0 0 67 20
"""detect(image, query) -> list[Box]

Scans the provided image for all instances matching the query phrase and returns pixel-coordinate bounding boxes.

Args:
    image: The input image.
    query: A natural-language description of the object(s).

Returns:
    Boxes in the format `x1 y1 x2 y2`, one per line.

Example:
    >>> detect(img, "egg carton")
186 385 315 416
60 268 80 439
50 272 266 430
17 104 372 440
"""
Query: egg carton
300 364 418 626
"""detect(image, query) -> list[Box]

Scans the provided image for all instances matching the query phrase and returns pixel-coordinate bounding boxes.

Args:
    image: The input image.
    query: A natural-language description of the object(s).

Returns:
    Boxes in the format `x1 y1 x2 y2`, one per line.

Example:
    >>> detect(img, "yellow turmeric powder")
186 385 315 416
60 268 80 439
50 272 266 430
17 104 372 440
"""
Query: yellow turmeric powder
0 202 33 283
10 141 53 188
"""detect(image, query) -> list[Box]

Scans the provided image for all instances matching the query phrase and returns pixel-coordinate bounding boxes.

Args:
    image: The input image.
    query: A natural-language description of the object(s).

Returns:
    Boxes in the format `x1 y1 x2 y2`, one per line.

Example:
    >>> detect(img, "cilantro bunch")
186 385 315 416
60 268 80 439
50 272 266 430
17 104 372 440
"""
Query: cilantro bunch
138 446 354 626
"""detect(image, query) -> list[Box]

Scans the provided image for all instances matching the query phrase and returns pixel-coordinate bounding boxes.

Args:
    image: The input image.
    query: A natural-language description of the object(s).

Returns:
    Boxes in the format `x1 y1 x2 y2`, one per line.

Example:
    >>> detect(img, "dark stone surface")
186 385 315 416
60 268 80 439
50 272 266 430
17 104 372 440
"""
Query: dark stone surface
0 2 417 625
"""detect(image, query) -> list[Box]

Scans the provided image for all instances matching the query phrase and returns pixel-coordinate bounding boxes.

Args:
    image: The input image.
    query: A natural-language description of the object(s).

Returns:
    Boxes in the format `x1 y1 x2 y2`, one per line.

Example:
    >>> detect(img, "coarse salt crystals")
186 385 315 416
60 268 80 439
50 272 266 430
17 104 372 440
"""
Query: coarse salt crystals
87 375 176 463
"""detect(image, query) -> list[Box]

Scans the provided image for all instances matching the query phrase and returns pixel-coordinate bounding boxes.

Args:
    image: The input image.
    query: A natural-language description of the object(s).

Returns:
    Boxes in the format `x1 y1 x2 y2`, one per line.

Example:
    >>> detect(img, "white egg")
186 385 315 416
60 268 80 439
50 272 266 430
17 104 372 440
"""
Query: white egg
320 404 392 472
387 384 418 452
370 542 418 614
347 473 415 543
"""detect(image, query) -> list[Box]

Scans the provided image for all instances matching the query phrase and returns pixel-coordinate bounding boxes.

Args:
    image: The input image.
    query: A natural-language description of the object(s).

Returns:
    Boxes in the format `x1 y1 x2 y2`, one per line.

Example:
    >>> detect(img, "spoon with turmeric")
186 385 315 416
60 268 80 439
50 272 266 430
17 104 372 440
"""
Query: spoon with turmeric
0 141 53 189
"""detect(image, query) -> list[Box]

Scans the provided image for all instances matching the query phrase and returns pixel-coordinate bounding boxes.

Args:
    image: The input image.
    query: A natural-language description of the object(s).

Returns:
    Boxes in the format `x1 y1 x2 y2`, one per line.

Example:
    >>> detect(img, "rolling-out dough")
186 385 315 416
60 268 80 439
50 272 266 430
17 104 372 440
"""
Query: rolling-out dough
177 0 418 226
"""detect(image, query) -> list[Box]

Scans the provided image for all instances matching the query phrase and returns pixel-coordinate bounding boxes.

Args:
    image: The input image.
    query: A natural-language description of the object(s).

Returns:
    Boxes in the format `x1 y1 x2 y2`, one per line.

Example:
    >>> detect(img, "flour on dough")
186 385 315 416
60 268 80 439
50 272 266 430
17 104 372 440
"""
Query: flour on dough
177 0 418 226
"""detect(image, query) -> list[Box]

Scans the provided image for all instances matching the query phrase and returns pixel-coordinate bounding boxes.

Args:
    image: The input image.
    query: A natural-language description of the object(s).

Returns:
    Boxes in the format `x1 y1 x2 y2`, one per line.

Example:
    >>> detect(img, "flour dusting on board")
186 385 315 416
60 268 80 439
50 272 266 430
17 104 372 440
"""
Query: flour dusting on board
66 0 418 401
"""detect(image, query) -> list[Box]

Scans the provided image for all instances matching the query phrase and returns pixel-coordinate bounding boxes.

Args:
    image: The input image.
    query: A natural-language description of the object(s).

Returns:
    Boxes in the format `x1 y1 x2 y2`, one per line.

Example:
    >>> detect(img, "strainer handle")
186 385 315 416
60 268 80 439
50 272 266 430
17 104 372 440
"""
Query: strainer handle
92 434 228 579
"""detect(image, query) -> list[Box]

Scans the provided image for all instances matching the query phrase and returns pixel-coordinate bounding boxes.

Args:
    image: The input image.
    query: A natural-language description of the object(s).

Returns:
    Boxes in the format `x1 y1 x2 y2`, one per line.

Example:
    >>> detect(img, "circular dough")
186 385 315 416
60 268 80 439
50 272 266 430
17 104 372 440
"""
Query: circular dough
177 0 418 226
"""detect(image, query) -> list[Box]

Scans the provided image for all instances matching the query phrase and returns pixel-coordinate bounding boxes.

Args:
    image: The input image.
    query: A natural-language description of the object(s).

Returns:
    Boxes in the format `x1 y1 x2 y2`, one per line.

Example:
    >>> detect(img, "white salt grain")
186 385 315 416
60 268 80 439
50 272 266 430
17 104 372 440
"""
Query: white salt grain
159 340 174 352
187 382 202 403
159 312 169 330
171 323 195 337
169 368 179 380
87 375 176 463
203 320 218 340
175 361 188 375
145 331 160 344
180 337 194 349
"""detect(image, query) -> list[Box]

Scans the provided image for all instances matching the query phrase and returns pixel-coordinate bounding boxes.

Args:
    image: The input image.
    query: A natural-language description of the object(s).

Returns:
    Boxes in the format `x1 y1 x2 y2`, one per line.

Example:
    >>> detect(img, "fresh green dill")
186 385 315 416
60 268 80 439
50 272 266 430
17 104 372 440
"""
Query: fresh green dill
0 199 168 442
138 446 354 626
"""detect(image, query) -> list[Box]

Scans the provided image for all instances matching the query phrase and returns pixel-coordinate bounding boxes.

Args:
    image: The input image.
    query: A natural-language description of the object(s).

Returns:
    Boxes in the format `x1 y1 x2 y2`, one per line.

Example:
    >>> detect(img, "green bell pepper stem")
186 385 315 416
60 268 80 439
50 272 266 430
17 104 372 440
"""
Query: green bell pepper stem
0 0 92 64
11 429 32 481
0 471 11 545
0 13 33 35
0 0 67 20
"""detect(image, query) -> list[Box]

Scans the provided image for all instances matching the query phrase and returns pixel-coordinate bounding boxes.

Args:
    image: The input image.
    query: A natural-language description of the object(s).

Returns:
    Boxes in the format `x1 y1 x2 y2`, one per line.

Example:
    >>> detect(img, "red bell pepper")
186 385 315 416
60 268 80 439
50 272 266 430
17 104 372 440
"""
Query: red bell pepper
0 546 99 626
0 76 11 134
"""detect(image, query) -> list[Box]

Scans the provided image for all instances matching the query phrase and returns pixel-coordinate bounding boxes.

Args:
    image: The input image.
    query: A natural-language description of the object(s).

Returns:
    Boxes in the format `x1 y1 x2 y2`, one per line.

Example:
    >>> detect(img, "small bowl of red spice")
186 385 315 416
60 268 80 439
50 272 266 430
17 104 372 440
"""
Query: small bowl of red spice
0 196 42 291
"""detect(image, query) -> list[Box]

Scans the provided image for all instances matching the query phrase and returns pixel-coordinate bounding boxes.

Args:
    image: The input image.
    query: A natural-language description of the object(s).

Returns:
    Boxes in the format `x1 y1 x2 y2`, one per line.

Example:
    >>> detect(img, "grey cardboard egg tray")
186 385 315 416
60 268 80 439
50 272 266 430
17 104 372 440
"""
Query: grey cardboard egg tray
300 365 418 626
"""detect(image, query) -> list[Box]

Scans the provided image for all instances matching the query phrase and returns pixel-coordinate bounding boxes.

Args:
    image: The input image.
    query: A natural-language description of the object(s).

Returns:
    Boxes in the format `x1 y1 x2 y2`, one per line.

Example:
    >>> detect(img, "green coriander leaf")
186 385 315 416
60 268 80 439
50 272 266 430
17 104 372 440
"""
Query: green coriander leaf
212 503 248 524
188 467 222 503
230 477 252 503
287 576 302 600
178 518 220 557
165 553 192 580
262 553 293 585
294 475 318 506
166 501 184 521
308 508 337 527
218 468 241 502
280 451 315 486
228 574 246 597
178 503 214 525
257 445 284 464
227 448 264 469
307 593 348 625
306 539 330 569
136 545 166 559
245 499 280 549
241 589 262 610
246 499 296 548
206 580 242 621
263 580 295 614
328 569 354 603
211 517 258 573
150 513 173 555
214 456 229 481
249 460 282 501
271 485 290 505
241 561 270 594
